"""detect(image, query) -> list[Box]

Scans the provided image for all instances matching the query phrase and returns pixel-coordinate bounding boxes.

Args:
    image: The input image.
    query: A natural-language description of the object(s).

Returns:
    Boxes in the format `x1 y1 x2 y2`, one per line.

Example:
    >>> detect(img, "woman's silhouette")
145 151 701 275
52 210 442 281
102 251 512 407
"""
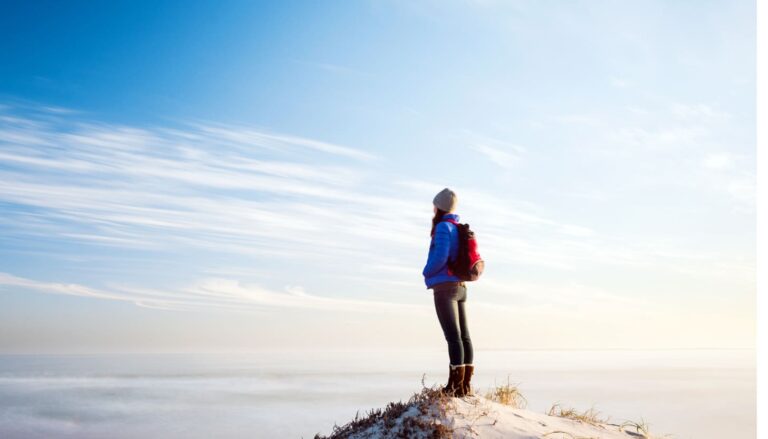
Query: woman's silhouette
423 187 473 397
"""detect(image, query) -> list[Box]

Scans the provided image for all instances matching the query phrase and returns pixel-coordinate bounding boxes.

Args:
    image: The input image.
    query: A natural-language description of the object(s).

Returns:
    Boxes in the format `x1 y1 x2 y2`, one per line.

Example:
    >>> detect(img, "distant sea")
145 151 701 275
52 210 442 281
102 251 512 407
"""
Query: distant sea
0 349 755 438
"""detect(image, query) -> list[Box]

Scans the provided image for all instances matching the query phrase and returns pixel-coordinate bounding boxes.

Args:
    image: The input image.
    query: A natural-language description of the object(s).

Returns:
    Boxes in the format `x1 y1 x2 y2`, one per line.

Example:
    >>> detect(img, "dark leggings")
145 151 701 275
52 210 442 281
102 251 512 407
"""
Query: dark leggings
433 282 473 366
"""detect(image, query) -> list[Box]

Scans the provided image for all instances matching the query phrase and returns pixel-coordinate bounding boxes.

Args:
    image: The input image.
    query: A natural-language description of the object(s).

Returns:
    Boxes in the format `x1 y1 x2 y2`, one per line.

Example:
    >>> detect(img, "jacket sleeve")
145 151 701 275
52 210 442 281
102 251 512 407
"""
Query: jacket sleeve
422 222 451 278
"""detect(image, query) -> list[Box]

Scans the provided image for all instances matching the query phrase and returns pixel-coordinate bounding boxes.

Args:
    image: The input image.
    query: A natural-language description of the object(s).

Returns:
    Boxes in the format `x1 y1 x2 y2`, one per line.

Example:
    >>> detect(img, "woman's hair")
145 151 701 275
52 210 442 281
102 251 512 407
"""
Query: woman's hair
431 207 448 237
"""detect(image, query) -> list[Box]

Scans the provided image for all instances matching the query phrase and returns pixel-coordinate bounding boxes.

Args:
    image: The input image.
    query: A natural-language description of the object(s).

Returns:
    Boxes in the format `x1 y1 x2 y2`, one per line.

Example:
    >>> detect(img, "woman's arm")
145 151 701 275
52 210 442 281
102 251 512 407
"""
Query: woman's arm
422 222 451 277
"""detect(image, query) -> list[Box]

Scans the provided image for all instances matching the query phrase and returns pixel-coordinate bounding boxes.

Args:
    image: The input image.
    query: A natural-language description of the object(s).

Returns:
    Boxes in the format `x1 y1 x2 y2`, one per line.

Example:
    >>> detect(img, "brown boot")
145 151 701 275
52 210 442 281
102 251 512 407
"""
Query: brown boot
462 364 474 396
442 365 466 397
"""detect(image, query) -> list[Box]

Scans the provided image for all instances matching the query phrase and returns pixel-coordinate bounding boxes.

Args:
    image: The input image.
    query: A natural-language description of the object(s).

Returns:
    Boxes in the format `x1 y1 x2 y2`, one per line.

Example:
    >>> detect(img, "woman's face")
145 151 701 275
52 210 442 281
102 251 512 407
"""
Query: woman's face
433 206 437 214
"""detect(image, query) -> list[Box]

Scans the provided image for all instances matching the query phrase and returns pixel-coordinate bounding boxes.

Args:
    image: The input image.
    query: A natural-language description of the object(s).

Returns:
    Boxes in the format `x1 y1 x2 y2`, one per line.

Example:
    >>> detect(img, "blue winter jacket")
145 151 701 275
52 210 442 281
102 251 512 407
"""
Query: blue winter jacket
422 213 461 289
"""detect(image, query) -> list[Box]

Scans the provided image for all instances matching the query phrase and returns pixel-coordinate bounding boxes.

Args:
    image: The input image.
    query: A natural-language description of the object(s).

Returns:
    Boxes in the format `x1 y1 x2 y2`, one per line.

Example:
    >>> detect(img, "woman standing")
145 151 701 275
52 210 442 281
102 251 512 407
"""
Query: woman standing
423 187 474 397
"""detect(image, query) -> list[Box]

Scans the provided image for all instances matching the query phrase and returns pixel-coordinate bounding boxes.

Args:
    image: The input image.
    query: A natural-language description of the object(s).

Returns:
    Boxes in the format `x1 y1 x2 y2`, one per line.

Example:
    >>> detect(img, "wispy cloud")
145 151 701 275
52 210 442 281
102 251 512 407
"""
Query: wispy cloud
669 103 730 121
549 98 754 213
468 137 526 169
0 272 424 314
702 152 736 170
289 59 370 77
195 123 379 161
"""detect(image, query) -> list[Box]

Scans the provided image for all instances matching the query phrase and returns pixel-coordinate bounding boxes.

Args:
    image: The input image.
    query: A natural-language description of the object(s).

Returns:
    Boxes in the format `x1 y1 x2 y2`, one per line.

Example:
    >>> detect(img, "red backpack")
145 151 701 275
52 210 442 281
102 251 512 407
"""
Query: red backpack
443 218 484 281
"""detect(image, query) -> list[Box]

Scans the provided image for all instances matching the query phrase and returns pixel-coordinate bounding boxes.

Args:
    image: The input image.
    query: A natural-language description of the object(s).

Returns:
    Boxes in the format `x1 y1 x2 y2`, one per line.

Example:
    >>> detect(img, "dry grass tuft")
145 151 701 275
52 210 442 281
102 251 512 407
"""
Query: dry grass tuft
619 419 651 437
547 403 608 426
615 418 673 438
484 376 527 408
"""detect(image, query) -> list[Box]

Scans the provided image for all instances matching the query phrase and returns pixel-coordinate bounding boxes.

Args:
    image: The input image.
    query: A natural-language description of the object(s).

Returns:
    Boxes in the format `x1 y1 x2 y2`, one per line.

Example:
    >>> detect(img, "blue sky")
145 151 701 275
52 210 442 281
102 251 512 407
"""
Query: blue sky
0 0 756 352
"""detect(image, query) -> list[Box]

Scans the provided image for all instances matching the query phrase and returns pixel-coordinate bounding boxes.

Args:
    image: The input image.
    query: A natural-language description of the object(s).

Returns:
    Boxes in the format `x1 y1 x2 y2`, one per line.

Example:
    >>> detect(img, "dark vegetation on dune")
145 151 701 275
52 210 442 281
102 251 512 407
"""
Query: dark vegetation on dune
314 382 454 439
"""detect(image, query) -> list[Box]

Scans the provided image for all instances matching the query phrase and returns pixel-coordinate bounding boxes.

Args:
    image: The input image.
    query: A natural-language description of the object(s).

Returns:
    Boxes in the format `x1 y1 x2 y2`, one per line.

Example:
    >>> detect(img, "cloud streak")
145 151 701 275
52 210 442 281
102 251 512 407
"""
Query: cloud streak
0 272 423 314
469 137 526 169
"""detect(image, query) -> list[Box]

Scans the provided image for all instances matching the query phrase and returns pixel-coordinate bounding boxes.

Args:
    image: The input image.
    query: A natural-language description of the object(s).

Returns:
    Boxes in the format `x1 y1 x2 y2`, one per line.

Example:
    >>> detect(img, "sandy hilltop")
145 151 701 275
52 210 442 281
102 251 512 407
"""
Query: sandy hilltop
314 384 663 439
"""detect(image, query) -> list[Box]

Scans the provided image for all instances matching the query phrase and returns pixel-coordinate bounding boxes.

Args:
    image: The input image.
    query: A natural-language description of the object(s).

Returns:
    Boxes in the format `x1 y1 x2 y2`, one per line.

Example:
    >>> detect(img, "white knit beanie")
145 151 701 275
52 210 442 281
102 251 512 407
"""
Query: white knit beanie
433 188 458 212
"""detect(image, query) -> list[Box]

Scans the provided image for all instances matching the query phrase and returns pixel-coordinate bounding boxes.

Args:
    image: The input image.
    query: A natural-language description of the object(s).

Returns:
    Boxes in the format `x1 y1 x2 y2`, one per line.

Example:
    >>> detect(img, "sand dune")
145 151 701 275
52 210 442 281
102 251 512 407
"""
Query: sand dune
316 386 658 439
